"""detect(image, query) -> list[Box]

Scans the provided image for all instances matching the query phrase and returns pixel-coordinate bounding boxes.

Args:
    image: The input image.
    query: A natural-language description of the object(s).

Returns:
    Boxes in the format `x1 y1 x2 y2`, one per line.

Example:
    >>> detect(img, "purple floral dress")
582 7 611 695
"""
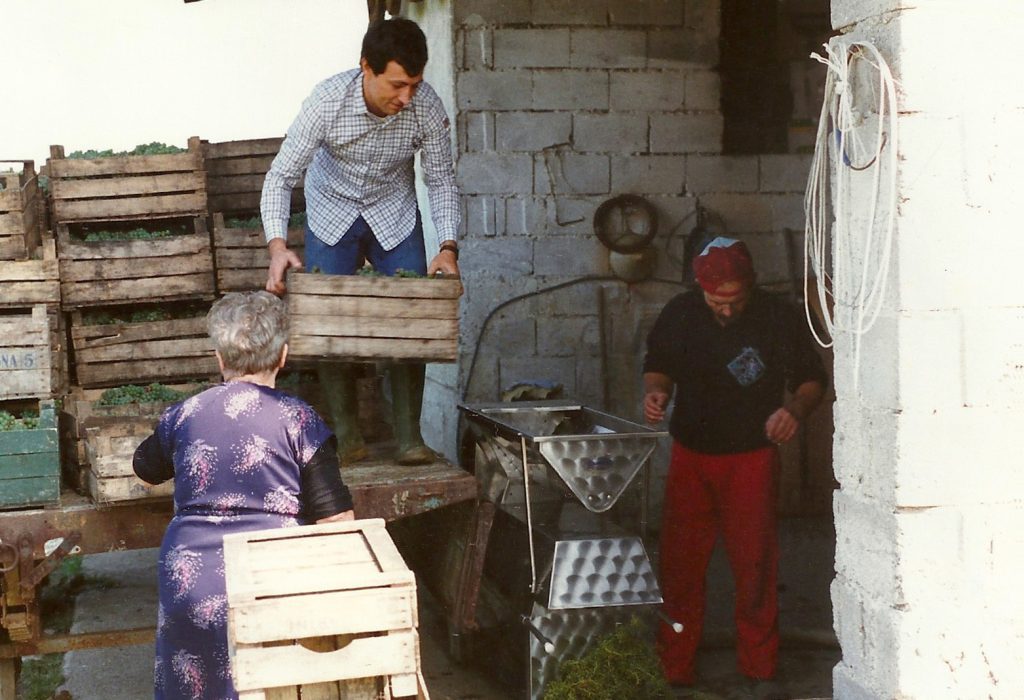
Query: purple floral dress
139 382 332 700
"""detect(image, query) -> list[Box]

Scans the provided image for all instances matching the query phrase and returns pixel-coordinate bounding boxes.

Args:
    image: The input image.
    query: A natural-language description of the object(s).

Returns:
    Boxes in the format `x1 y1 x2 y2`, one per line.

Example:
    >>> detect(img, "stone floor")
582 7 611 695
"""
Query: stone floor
42 516 836 700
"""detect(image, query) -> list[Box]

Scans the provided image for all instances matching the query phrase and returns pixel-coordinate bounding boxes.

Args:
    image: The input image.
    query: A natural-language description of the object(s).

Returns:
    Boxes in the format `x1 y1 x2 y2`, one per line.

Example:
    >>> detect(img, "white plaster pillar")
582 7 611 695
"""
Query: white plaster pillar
829 1 1024 698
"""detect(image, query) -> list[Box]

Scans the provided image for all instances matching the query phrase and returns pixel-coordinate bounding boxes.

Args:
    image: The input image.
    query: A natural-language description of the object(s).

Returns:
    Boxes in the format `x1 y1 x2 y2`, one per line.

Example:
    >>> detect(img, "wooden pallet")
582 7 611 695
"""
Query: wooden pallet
287 273 462 363
212 213 304 294
203 137 302 217
84 418 174 503
47 139 206 224
56 218 216 309
69 311 218 388
0 239 60 310
0 161 42 260
0 400 60 510
224 519 429 700
0 306 67 401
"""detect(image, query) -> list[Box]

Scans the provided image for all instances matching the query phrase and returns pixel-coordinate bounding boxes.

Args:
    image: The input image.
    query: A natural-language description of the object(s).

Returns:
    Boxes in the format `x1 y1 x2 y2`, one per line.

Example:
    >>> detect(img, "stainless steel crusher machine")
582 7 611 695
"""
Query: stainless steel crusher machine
459 400 676 699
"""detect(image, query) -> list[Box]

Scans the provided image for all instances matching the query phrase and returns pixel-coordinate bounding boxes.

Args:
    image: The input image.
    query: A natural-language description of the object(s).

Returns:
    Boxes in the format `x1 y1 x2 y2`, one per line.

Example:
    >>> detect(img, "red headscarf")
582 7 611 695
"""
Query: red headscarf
692 237 754 294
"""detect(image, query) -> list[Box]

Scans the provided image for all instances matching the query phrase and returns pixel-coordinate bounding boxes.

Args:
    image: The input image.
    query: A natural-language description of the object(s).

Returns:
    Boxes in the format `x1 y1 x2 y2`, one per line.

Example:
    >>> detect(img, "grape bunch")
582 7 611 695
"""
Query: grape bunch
96 383 210 407
68 143 186 159
0 410 40 432
82 228 177 242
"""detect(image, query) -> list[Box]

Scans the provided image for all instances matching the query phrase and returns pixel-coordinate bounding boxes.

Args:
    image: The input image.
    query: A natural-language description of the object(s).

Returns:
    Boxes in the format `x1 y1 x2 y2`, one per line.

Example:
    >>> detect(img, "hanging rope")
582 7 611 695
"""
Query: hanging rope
803 39 899 389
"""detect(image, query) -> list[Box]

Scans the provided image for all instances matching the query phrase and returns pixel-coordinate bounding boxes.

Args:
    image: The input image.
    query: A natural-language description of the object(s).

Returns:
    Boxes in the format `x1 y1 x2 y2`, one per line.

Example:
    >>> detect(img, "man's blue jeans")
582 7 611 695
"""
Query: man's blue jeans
303 213 427 276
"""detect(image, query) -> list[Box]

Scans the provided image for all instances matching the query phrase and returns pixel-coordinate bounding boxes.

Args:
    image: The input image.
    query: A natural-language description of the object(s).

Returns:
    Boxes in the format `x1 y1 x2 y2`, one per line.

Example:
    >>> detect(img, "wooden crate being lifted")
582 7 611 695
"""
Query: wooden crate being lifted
0 160 42 260
212 213 304 294
69 309 219 388
224 519 429 700
287 273 461 364
47 139 206 225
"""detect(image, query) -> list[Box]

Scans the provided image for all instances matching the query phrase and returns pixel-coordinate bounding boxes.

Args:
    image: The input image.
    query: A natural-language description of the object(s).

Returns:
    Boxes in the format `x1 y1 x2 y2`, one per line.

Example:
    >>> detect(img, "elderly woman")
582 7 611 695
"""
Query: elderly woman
133 291 354 700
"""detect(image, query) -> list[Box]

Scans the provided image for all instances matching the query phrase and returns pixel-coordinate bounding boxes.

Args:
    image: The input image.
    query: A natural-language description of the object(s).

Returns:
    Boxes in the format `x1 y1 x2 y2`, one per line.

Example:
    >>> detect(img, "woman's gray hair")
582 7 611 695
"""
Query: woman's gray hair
207 291 289 379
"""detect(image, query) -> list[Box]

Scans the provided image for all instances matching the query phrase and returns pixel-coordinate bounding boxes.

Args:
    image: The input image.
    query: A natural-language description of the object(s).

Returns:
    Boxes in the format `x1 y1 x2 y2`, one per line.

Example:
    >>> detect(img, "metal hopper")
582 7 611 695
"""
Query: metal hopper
460 401 666 513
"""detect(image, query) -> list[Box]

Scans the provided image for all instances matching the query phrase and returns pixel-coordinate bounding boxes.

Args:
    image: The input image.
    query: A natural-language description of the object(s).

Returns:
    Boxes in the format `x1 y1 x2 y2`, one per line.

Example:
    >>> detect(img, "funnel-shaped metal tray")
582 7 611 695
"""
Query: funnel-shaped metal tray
460 401 667 512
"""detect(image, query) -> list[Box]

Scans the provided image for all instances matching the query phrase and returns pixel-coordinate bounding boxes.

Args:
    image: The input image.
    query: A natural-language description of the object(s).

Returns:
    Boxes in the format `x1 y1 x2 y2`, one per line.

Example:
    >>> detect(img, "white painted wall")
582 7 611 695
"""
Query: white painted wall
1 0 367 164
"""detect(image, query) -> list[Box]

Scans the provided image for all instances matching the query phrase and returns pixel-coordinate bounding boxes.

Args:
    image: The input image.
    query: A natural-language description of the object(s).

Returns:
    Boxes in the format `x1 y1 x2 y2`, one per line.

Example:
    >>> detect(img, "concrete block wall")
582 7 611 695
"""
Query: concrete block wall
828 1 1024 697
448 0 815 427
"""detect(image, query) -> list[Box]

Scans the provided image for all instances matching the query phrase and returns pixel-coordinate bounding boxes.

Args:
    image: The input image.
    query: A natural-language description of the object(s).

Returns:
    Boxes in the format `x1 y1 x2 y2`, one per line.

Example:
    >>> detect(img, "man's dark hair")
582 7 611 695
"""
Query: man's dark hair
361 18 428 77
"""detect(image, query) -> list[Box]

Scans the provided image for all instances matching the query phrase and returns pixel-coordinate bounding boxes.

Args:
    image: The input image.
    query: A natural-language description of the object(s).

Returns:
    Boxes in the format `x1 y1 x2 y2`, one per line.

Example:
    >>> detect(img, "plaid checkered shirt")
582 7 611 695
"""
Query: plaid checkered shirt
261 68 459 250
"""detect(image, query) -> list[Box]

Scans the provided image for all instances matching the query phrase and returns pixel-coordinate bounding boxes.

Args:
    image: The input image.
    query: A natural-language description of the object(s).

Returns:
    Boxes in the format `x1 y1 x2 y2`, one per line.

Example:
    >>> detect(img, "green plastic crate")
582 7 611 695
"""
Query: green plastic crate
0 400 60 509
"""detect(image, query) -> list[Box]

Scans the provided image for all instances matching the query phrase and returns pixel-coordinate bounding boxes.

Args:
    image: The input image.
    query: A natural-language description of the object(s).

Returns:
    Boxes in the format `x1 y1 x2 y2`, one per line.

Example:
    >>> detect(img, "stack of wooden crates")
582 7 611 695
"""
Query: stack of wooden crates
224 519 429 699
204 137 305 294
0 160 65 509
47 141 220 503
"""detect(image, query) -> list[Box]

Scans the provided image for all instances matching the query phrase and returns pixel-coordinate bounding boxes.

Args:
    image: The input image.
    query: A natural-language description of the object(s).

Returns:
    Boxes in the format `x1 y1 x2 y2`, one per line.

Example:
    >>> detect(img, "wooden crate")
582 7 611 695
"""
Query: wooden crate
203 137 302 217
224 519 429 700
70 311 218 388
60 383 205 496
212 213 304 294
287 273 462 363
47 139 206 225
0 161 42 260
84 418 174 503
0 400 60 510
56 218 216 309
0 306 68 401
0 238 60 310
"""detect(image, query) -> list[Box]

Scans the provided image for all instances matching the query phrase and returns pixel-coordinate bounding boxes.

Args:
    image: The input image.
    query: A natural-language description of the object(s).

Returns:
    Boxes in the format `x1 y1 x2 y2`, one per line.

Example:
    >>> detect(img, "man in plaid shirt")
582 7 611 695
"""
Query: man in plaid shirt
261 18 459 466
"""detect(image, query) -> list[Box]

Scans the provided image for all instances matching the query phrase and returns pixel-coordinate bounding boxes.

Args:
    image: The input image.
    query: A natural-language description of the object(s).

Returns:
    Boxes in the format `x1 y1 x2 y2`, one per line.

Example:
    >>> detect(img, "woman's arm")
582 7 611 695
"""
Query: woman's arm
132 432 174 485
300 436 355 522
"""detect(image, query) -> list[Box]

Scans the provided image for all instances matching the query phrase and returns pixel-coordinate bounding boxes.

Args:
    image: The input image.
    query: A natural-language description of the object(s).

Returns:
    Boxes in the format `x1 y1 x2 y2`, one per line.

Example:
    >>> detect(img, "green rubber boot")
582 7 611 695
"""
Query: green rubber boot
317 362 368 465
388 363 433 465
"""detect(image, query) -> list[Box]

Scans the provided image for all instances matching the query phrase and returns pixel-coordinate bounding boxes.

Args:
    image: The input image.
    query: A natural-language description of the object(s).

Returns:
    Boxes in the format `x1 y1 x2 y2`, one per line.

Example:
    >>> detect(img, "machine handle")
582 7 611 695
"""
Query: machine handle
521 616 556 654
657 609 684 634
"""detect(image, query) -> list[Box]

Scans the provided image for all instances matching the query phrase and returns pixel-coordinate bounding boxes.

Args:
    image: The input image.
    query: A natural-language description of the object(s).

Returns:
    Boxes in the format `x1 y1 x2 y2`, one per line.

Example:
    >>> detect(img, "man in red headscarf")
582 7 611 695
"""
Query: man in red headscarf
643 237 827 699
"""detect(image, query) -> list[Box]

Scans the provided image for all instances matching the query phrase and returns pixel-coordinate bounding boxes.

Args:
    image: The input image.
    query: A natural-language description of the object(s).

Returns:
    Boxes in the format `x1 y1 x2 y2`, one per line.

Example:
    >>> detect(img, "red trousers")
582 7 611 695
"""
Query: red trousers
657 442 780 683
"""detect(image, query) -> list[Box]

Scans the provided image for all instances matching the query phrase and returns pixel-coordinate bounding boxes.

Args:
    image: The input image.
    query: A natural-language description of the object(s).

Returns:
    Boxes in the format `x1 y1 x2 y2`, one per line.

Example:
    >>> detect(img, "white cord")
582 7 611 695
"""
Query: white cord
804 39 899 390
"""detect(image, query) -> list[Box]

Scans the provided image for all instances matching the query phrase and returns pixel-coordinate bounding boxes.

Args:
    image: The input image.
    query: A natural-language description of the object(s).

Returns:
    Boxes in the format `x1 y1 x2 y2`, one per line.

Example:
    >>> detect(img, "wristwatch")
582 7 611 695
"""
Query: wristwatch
440 242 459 261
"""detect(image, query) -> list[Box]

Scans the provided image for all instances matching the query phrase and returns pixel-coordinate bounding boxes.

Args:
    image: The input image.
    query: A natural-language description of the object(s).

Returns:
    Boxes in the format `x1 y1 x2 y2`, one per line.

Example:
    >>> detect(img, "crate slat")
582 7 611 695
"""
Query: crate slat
288 336 458 362
0 306 66 400
47 150 202 179
212 214 305 294
289 273 463 300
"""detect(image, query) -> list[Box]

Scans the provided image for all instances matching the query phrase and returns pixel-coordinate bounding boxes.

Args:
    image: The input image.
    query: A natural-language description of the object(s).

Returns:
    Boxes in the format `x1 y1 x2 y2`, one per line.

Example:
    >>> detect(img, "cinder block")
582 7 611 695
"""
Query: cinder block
574 355 606 407
609 71 686 112
495 112 572 151
685 155 758 193
695 193 770 232
570 29 647 69
533 69 610 110
961 308 1024 409
649 28 718 69
463 353 499 403
464 196 500 237
494 29 571 68
533 235 611 277
460 237 534 276
461 27 492 70
573 113 648 153
547 196 605 236
457 152 533 194
831 399 898 505
760 154 813 193
535 152 611 195
685 0 721 37
740 230 794 285
650 113 723 153
462 112 494 151
608 0 684 26
505 197 549 236
610 155 685 195
537 316 601 357
499 356 577 396
684 70 720 111
456 70 532 110
833 490 901 606
455 0 533 27
833 660 890 700
482 314 537 360
768 193 805 232
533 0 609 26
